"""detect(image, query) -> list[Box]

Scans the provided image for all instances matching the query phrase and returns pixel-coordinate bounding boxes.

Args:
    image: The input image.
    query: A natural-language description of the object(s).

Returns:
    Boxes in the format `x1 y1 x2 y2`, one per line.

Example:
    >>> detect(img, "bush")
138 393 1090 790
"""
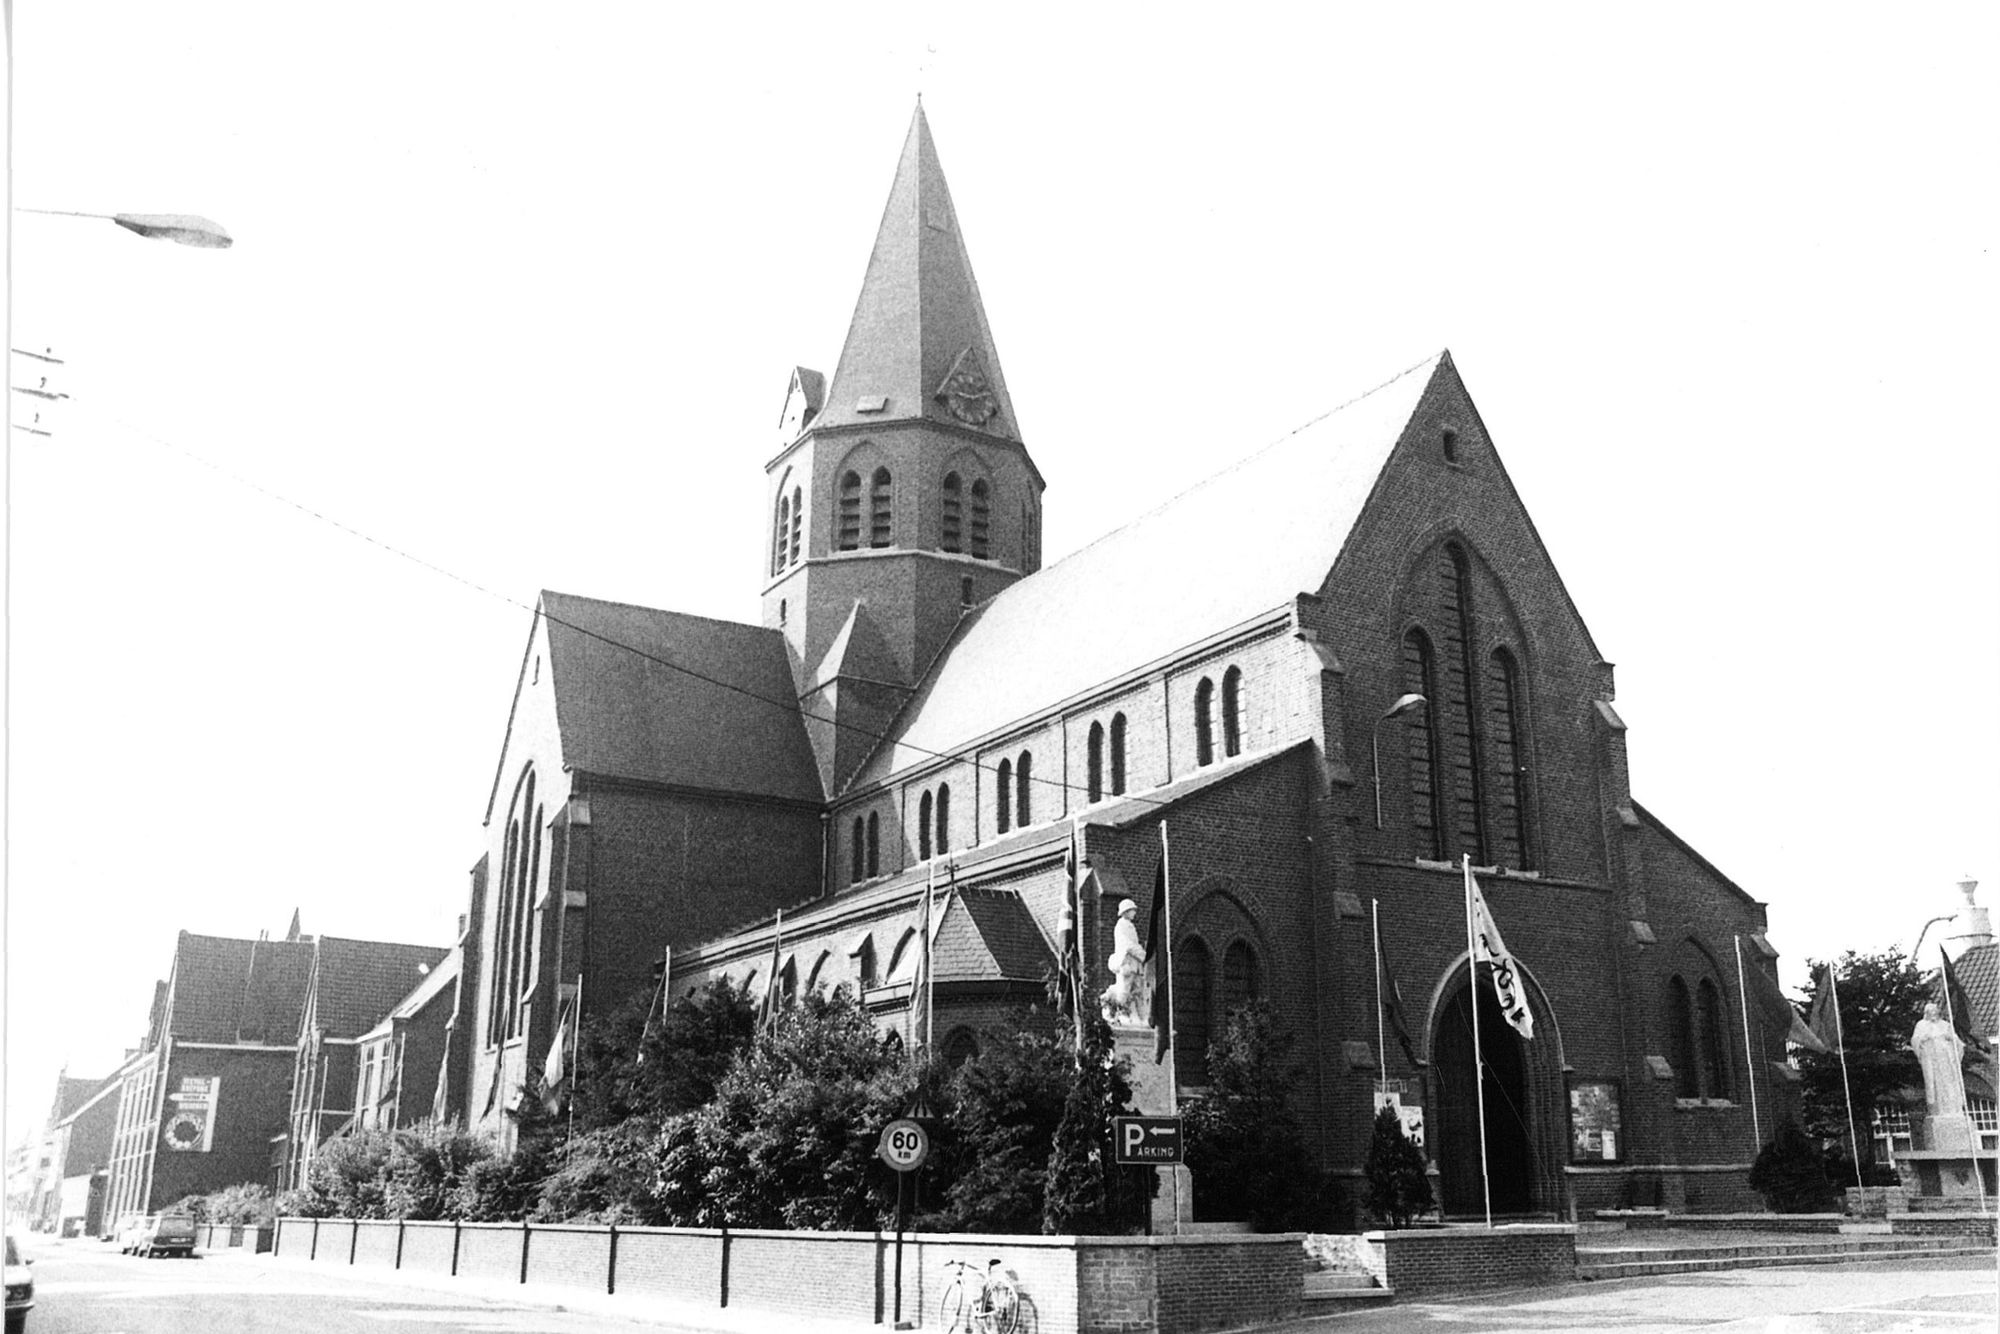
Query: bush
1041 1011 1151 1235
203 1184 277 1227
382 1122 495 1220
1749 1118 1843 1213
572 979 758 1132
920 1021 1071 1233
1363 1105 1433 1227
534 1120 663 1223
1183 1002 1318 1230
286 1128 398 1219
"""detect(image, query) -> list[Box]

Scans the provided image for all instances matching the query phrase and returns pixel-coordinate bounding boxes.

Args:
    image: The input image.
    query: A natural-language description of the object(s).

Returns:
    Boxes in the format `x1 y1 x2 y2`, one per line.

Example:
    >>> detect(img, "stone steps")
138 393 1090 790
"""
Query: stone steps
1302 1269 1391 1306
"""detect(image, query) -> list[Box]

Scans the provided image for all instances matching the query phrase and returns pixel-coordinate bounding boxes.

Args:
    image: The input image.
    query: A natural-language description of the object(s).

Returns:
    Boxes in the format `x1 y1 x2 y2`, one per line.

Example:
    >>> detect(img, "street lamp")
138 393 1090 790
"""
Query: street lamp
16 208 232 249
1373 693 1427 829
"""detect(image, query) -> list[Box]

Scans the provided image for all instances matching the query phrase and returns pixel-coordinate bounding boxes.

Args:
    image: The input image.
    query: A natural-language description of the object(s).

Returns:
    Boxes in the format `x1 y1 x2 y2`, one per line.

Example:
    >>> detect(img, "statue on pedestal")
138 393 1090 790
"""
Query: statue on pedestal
1099 898 1150 1027
1910 1001 1968 1121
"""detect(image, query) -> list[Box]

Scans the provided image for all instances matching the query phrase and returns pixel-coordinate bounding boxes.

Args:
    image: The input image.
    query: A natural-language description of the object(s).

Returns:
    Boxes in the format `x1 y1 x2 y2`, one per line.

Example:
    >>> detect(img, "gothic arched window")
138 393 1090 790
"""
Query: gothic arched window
1194 678 1215 767
771 492 790 575
1487 648 1532 870
971 479 991 559
1110 712 1127 795
1176 937 1213 1084
995 759 1013 834
1015 752 1032 826
1668 975 1700 1099
1222 940 1260 1014
1222 666 1243 758
870 468 893 548
866 811 880 878
919 791 933 861
493 767 541 1042
1697 978 1730 1100
936 783 951 854
1402 629 1444 859
1087 723 1105 803
851 817 866 883
789 486 802 564
942 472 964 553
1439 545 1489 863
838 471 862 550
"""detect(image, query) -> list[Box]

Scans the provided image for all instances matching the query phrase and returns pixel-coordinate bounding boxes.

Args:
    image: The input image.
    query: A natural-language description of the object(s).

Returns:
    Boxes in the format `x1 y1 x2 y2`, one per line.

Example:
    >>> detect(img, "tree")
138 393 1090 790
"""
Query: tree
570 978 758 1133
921 1021 1072 1233
1183 1002 1317 1230
1364 1104 1433 1228
1749 1117 1842 1213
1795 948 1927 1180
1041 1011 1151 1235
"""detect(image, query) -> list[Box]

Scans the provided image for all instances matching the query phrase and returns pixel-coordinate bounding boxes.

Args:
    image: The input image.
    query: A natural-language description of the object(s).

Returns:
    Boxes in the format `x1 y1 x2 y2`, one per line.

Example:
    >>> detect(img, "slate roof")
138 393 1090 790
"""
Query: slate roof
856 354 1445 783
309 936 452 1039
1943 941 1998 1040
933 887 1055 985
50 1075 104 1122
815 104 1022 441
539 591 824 804
358 949 462 1042
163 932 314 1046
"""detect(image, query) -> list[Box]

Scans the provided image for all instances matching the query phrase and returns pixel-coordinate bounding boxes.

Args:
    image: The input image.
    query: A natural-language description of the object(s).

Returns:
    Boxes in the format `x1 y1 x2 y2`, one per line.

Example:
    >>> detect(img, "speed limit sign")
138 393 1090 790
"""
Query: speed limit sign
877 1117 930 1171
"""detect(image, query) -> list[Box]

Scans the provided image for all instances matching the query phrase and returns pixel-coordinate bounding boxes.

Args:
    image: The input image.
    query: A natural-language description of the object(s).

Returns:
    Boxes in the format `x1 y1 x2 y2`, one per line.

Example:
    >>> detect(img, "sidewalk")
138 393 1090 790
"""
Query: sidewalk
198 1238 900 1334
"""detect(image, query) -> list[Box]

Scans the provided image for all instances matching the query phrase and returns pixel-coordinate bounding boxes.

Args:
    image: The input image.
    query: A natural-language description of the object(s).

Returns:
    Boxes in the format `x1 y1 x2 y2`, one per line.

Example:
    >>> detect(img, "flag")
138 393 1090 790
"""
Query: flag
637 950 670 1066
1144 853 1172 1063
1465 862 1534 1039
1806 964 1843 1052
541 997 573 1111
1739 944 1827 1054
1376 928 1421 1068
762 911 784 1034
1056 835 1081 1020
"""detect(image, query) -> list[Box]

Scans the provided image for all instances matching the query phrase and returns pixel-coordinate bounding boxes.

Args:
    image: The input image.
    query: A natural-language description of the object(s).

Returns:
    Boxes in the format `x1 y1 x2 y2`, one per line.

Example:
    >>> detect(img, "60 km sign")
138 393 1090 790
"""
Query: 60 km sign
877 1118 930 1172
1113 1115 1183 1165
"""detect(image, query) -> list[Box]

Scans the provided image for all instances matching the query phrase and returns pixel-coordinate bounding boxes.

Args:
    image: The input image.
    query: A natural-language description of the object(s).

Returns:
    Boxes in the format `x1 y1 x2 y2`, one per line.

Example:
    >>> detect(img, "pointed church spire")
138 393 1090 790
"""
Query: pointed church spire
817 105 1022 440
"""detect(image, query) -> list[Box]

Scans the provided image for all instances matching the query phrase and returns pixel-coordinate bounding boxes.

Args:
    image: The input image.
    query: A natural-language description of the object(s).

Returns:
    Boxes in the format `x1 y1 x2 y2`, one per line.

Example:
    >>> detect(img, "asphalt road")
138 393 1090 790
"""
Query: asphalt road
12 1236 710 1334
1292 1257 1999 1334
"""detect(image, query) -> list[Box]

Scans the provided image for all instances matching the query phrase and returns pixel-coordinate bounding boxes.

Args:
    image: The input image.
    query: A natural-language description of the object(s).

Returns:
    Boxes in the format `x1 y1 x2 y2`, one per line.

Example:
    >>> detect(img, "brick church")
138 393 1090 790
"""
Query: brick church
443 105 1799 1217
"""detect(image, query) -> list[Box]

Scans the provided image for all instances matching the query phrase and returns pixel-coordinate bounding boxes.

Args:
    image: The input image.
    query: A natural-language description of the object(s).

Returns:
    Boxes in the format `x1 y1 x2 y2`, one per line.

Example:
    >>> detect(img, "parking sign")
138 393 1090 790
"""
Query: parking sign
1112 1115 1183 1165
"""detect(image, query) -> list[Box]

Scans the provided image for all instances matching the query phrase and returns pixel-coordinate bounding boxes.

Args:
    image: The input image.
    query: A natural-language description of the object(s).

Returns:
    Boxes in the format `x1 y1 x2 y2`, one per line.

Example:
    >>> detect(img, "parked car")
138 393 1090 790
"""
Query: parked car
5 1232 33 1332
119 1213 196 1259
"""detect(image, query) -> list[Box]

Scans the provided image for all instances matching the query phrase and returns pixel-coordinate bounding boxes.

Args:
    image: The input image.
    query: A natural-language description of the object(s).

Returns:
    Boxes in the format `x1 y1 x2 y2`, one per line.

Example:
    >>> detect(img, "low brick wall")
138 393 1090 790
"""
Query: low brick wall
271 1218 1300 1334
1595 1211 1842 1234
1889 1214 1998 1242
1843 1187 1909 1218
1372 1225 1576 1297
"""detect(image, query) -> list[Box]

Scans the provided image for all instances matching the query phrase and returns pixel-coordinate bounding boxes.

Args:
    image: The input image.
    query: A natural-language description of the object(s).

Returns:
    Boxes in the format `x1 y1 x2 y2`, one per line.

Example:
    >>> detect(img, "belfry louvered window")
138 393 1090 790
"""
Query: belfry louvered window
838 472 862 550
788 486 802 565
771 493 790 575
1402 629 1444 859
870 468 893 548
1487 648 1532 870
970 480 991 559
942 473 964 552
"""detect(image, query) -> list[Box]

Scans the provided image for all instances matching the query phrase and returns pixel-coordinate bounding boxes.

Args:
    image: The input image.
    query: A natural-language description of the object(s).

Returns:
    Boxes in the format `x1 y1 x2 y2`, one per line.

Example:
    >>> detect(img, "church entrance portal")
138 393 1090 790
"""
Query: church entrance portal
1432 972 1538 1217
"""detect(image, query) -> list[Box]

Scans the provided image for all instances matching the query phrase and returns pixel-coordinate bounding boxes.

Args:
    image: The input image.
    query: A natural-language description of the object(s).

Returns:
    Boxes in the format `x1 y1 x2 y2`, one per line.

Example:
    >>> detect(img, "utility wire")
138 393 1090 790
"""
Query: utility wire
94 409 1204 813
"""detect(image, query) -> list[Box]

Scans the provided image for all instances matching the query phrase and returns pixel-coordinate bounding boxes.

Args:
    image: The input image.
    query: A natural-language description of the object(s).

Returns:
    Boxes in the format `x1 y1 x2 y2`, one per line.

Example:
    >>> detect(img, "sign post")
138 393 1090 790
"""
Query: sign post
878 1118 930 1329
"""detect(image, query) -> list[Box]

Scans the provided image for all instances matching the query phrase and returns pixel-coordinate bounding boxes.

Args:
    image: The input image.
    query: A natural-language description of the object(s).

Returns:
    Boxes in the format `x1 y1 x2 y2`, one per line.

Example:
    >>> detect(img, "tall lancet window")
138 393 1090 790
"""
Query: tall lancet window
1015 752 1033 826
1487 648 1532 870
838 472 862 550
1222 666 1243 758
942 473 964 552
1087 723 1105 803
1438 545 1489 863
1402 629 1444 859
919 791 933 861
1194 678 1215 767
1110 712 1127 795
870 468 894 548
995 758 1013 834
772 492 790 576
788 486 802 565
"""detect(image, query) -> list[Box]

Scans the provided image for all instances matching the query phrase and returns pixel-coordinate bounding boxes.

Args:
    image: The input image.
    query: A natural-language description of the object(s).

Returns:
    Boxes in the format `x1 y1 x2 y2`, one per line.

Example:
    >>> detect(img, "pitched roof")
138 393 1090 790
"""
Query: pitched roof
50 1074 104 1122
812 600 901 690
933 887 1055 985
815 105 1021 441
1944 941 1998 1040
540 591 824 804
855 354 1445 783
309 936 452 1039
163 932 315 1045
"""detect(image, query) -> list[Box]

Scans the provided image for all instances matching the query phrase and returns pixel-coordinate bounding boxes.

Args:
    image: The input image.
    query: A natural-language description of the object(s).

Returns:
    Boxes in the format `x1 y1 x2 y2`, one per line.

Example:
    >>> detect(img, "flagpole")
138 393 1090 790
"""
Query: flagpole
1733 936 1762 1152
1937 949 1987 1218
1828 967 1863 1189
1069 816 1086 1055
568 971 582 1144
1372 898 1387 1097
1161 820 1180 1235
1464 856 1492 1227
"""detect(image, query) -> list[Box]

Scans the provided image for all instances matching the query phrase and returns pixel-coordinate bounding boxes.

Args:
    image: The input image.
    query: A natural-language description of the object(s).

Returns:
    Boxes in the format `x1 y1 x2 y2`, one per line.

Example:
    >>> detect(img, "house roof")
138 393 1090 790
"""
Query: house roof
933 887 1055 985
540 591 824 804
358 949 463 1043
815 104 1022 442
1943 941 1998 1040
855 353 1445 783
164 932 315 1046
309 936 452 1040
49 1074 104 1123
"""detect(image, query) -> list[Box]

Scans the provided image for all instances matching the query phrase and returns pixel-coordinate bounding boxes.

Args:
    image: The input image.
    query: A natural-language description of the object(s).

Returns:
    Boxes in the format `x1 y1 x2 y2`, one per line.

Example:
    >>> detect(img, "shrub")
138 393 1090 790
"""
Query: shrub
288 1128 398 1219
1363 1104 1433 1228
382 1122 495 1220
1749 1118 1843 1213
1041 1011 1151 1235
1183 1002 1318 1230
534 1120 664 1223
920 1020 1070 1233
572 979 758 1132
203 1183 277 1227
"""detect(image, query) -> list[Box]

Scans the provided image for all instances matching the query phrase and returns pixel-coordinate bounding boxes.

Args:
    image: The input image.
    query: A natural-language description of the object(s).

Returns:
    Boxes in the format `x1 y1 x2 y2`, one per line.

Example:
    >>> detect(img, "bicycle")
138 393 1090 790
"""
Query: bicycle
938 1257 1019 1334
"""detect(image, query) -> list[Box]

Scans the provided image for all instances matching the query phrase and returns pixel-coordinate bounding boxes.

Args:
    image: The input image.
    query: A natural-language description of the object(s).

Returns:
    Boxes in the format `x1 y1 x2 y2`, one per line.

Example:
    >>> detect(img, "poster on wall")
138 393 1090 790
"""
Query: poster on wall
1569 1080 1622 1162
163 1076 220 1152
1373 1087 1426 1150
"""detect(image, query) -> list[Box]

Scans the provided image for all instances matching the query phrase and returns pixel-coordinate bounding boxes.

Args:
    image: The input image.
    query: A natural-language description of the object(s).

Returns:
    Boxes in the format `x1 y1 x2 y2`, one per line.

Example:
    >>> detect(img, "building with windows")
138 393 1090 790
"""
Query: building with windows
443 105 1802 1216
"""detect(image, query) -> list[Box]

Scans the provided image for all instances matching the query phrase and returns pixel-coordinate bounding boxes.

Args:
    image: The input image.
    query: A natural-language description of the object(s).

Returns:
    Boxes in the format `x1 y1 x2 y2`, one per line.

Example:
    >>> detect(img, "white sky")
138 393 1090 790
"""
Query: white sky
6 3 1996 1143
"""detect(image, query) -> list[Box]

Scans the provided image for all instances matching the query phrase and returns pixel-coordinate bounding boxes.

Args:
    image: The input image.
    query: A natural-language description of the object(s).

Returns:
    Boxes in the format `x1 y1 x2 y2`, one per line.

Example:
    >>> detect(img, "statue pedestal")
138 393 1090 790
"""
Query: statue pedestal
1897 1113 1996 1206
1926 1113 1976 1154
1110 1024 1194 1232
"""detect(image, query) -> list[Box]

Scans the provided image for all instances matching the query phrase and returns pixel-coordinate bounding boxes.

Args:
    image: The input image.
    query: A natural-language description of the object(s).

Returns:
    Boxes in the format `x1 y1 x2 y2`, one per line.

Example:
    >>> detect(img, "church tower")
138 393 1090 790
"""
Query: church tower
763 106 1045 795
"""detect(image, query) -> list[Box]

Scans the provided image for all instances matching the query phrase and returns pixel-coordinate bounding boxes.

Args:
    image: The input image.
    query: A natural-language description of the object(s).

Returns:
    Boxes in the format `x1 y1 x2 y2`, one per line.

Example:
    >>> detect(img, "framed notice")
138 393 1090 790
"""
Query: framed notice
1569 1080 1622 1163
